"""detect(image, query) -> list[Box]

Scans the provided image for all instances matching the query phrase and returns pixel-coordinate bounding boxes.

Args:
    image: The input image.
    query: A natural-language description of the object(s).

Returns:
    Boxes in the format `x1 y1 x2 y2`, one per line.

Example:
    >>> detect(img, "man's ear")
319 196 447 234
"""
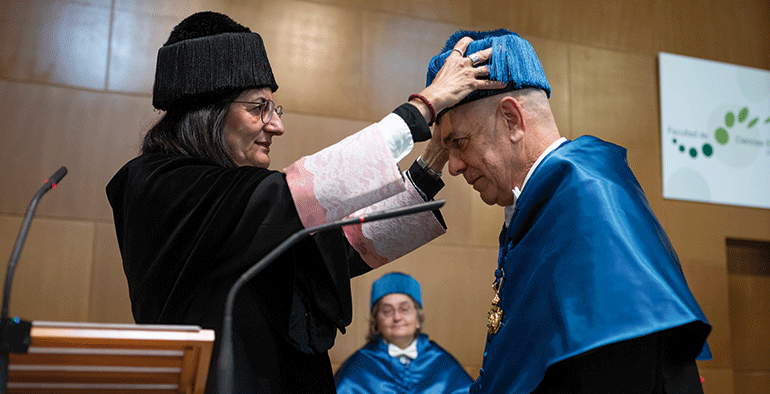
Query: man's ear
498 96 525 143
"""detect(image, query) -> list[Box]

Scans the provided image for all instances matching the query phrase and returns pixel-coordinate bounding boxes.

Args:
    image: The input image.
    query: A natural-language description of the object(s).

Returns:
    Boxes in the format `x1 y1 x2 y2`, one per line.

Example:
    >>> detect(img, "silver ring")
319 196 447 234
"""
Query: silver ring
451 48 464 57
469 53 481 66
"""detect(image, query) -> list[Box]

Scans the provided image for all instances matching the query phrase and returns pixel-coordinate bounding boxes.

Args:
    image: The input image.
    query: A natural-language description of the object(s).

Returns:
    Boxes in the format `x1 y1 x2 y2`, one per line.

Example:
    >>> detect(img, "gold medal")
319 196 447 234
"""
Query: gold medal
487 293 503 334
486 274 504 334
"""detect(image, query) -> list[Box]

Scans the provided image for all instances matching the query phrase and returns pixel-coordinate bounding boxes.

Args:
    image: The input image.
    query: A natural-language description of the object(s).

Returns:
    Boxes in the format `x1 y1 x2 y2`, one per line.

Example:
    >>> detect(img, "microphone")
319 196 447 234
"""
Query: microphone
217 199 445 394
44 167 68 189
0 166 67 394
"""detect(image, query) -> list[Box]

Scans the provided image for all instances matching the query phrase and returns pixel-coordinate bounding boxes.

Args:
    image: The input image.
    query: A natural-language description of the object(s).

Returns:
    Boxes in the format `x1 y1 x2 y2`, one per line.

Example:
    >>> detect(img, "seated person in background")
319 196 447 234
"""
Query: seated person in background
335 272 473 394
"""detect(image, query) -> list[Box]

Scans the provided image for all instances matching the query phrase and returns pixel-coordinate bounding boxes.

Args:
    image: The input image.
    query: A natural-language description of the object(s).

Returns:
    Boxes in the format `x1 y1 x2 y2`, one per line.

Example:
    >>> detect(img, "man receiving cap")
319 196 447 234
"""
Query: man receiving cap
426 29 712 393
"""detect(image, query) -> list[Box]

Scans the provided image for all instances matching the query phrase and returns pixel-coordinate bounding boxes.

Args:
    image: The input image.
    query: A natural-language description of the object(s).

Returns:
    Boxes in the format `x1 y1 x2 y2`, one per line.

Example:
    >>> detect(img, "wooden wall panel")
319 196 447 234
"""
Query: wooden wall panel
724 205 770 242
659 201 729 262
569 45 659 151
269 112 371 171
0 216 95 322
626 149 664 218
698 367 735 394
361 11 460 121
471 0 656 53
88 222 133 324
729 274 770 371
527 37 571 139
727 240 770 392
306 0 471 25
0 0 767 390
733 371 770 394
0 0 111 89
653 0 770 69
681 259 732 368
0 80 157 221
107 8 177 94
237 1 366 120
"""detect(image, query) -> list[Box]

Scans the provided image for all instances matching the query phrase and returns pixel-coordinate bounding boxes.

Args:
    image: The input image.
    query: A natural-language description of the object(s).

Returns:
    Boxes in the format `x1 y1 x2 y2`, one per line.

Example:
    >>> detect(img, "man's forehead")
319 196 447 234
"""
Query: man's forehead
437 113 458 146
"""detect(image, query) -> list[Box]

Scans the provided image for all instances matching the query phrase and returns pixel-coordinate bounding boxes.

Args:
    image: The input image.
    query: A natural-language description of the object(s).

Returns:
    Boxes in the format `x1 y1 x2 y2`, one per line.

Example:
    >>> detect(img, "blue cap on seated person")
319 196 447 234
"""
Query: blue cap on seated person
371 272 422 310
426 29 551 119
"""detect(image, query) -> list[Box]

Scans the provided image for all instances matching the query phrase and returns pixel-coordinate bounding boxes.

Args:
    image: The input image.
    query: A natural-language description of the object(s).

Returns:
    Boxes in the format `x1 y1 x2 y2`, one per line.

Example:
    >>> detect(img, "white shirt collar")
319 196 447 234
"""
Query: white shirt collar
505 137 567 226
388 338 418 363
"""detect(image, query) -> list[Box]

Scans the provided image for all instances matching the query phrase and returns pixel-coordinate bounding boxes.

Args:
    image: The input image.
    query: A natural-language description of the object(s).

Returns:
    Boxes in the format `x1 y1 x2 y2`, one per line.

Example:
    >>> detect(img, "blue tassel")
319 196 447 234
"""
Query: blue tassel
426 29 551 106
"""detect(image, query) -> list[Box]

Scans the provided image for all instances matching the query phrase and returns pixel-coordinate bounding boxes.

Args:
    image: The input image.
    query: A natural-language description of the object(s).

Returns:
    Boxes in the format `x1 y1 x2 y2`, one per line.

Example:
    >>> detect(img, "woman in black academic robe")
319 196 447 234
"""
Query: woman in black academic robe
106 11 500 394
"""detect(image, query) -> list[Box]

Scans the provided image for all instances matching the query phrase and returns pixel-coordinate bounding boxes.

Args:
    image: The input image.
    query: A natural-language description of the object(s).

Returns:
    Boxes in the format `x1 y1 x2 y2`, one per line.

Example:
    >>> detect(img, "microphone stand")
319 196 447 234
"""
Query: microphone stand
217 199 445 394
0 167 67 394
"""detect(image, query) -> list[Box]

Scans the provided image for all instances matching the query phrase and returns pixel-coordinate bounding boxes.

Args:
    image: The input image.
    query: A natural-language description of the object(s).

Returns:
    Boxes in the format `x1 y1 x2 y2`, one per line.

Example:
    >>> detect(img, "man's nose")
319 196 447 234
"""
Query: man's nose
447 153 466 176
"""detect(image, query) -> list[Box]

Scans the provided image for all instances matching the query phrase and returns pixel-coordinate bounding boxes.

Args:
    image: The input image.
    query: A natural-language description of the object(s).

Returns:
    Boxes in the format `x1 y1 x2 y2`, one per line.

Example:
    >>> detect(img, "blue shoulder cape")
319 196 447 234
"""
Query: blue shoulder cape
335 334 473 394
471 136 711 394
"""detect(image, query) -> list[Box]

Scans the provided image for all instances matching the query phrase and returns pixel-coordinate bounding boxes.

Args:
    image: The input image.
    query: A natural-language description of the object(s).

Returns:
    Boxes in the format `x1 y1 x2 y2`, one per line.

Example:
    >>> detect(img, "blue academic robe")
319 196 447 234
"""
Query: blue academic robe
335 334 473 394
470 136 711 394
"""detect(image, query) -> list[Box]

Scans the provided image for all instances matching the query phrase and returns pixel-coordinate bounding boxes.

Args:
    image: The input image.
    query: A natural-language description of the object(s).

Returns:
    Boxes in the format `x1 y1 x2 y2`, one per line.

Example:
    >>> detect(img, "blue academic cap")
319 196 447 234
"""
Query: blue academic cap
426 29 551 118
371 272 422 310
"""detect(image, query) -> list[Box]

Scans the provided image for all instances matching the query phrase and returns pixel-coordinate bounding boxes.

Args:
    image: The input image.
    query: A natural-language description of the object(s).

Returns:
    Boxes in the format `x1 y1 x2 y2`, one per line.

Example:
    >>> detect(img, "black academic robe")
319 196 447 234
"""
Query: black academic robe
106 153 372 393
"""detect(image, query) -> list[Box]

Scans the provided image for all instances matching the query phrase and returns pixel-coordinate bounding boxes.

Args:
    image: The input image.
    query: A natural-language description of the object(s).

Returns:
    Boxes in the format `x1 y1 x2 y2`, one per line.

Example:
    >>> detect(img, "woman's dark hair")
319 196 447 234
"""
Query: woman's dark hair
367 297 425 343
142 90 242 167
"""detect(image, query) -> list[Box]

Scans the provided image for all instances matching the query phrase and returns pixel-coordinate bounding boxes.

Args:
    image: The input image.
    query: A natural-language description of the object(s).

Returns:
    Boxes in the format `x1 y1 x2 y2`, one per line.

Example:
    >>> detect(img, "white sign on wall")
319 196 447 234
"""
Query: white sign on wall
659 52 770 210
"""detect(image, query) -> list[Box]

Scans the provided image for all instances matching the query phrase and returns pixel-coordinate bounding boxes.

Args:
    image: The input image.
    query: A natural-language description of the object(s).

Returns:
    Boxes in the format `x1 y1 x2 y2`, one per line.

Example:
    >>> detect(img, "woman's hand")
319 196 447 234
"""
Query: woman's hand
409 37 506 123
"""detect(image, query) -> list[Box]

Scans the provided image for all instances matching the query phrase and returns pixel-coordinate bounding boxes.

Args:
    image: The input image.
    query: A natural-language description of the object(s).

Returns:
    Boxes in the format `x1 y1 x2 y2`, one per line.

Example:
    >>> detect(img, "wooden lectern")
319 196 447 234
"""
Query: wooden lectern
6 321 214 394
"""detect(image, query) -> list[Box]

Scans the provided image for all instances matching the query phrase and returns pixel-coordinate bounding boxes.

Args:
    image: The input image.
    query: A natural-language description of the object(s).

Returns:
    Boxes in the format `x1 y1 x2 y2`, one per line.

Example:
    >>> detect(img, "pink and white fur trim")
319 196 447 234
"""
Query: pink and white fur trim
284 122 405 228
342 179 445 268
284 120 445 268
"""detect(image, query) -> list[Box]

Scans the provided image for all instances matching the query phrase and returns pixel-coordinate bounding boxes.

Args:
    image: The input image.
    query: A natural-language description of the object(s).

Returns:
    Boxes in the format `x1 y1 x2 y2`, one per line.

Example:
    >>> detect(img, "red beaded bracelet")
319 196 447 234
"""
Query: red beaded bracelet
408 93 437 126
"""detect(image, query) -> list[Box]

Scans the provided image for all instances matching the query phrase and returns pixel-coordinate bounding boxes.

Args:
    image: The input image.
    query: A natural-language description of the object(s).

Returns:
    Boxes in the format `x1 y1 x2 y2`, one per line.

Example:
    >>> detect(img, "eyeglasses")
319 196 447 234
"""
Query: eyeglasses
232 100 283 124
379 305 416 318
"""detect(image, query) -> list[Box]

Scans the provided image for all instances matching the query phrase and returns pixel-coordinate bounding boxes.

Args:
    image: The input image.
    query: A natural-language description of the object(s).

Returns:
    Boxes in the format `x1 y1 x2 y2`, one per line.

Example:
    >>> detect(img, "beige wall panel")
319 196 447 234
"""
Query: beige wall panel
653 0 770 70
728 274 770 371
570 45 659 152
268 112 371 171
330 243 497 373
109 0 241 94
464 365 480 381
107 10 178 94
216 1 366 120
88 222 133 324
0 216 94 322
658 201 728 261
471 0 656 53
360 11 461 121
437 173 484 248
681 259 731 368
527 37 571 139
308 0 470 25
115 0 213 17
734 371 770 394
697 367 734 394
0 80 158 221
0 0 110 90
626 148 664 218
467 191 505 249
0 0 764 387
467 0 510 31
723 205 770 242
